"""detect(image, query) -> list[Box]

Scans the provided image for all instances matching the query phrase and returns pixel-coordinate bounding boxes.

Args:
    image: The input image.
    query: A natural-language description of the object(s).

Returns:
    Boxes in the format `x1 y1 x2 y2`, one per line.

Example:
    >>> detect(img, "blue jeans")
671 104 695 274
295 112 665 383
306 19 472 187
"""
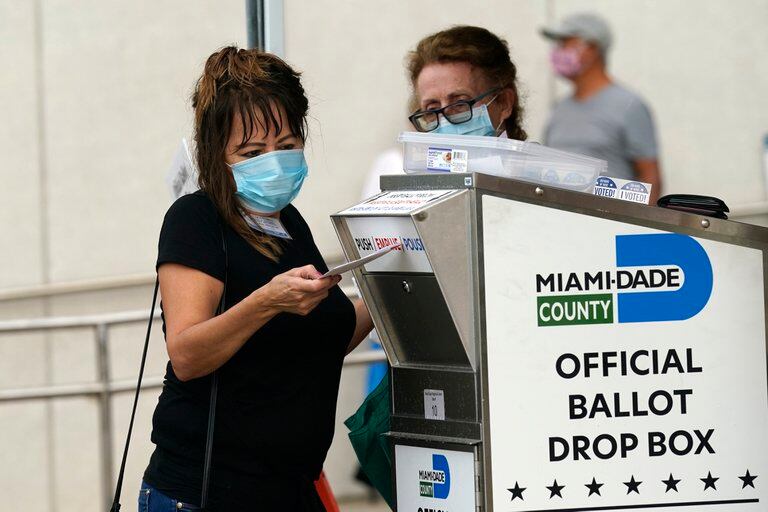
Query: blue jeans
138 481 201 512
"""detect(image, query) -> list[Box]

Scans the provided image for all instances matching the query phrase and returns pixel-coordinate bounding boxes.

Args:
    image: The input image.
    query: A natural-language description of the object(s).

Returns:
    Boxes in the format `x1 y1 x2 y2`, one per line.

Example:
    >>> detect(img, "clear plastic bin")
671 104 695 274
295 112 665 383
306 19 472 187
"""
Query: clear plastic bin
398 131 607 192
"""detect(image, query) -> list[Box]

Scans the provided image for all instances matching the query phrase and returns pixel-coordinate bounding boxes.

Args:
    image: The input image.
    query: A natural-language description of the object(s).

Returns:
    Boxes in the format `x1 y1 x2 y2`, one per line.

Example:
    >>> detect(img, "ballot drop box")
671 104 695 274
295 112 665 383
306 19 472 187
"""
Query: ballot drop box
332 172 768 512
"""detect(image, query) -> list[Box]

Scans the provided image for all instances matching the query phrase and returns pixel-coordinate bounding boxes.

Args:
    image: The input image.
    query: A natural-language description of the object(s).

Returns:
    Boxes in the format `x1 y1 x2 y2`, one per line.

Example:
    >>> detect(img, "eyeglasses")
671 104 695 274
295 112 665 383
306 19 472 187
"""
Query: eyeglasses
408 88 501 132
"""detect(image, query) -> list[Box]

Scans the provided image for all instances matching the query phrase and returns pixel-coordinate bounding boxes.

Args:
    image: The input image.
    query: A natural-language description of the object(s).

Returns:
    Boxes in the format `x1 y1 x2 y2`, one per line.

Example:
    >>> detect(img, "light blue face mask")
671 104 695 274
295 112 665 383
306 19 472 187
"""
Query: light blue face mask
434 102 504 137
230 149 308 214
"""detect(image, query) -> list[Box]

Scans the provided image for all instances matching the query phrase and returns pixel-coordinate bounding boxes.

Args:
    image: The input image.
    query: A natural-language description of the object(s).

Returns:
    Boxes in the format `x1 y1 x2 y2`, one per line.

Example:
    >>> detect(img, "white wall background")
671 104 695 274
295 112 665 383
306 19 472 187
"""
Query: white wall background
1 1 767 511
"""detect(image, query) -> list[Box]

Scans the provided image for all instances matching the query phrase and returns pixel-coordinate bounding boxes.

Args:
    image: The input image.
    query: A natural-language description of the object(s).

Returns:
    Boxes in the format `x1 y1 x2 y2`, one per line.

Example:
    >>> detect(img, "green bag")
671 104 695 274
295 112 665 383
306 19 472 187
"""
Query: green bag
345 372 394 509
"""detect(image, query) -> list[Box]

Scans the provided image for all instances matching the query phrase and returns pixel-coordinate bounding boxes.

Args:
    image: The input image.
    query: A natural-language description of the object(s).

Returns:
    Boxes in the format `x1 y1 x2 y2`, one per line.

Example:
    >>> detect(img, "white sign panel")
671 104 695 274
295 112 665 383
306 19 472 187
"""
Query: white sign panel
339 190 453 215
482 195 767 511
395 444 476 511
345 216 432 273
321 244 398 278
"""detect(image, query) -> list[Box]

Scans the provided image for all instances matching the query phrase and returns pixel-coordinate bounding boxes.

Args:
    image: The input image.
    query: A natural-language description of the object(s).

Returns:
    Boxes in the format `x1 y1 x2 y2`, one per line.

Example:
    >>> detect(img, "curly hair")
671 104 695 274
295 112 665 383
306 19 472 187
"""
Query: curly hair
191 46 309 261
407 26 527 140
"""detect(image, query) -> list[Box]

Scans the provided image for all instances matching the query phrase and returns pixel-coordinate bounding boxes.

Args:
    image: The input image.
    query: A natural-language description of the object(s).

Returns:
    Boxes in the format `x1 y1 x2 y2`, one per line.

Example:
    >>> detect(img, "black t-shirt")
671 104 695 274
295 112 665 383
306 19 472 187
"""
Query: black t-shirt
143 191 355 510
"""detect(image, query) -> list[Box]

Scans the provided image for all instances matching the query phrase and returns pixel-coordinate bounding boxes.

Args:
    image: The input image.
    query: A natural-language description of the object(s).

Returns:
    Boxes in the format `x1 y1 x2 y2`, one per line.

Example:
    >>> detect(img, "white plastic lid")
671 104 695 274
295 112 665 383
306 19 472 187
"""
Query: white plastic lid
397 131 606 167
398 131 527 152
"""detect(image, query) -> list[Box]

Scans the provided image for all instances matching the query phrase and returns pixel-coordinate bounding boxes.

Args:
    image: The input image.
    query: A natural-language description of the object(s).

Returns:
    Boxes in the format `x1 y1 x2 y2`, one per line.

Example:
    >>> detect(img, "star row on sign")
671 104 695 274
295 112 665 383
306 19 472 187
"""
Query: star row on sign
507 470 758 501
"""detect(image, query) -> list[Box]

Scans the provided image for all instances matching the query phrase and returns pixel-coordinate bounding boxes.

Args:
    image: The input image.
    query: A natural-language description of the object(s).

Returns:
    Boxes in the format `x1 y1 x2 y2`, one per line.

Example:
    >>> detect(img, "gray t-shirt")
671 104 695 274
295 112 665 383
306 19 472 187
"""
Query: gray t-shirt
544 83 658 180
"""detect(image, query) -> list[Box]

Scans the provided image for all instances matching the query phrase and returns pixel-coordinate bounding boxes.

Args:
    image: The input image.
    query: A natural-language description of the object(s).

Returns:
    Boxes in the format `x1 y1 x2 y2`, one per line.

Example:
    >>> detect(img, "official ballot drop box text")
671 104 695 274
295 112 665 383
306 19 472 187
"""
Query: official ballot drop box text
332 172 768 512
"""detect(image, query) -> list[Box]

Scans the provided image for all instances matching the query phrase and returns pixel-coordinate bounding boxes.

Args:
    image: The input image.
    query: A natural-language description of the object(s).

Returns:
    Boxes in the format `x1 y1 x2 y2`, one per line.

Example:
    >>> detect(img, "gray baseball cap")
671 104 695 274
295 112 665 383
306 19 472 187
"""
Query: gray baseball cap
540 12 613 53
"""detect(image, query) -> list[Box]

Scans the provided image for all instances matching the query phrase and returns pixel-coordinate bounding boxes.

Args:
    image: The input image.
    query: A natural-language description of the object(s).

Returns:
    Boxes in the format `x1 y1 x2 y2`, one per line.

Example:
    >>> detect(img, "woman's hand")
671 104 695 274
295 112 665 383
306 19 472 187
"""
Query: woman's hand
261 265 342 316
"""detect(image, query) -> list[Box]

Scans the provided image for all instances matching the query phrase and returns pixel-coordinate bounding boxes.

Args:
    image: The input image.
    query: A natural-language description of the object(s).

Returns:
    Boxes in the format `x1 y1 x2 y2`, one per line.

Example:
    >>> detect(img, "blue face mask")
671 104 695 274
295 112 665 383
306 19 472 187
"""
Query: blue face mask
434 103 503 137
230 149 308 214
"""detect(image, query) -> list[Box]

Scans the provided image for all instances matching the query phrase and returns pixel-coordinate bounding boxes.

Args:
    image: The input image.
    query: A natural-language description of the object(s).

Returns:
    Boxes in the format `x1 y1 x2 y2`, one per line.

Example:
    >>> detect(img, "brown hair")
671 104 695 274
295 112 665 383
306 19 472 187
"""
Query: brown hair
191 46 309 261
407 25 527 141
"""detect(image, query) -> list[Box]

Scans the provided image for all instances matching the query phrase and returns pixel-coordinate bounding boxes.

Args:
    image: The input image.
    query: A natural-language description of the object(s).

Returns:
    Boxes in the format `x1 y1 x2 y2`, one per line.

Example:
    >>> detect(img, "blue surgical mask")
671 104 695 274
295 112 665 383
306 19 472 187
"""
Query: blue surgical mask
230 149 308 214
434 102 503 137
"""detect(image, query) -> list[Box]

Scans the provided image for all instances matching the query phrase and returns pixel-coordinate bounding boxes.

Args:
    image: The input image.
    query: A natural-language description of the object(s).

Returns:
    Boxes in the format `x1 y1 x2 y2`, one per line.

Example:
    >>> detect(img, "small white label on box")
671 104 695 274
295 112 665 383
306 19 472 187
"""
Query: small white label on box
449 149 468 173
427 147 453 172
593 176 652 205
424 389 445 420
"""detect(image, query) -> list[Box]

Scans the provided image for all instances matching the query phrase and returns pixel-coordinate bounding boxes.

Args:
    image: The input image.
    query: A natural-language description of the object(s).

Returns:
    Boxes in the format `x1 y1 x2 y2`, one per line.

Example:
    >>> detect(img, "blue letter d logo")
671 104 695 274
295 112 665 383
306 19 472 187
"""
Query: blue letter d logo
432 454 451 499
616 234 713 323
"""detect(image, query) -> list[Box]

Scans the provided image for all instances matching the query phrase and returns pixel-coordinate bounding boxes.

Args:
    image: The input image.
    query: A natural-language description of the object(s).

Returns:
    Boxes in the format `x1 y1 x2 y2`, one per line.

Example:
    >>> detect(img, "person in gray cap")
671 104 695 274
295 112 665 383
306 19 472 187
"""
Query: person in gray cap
541 12 662 203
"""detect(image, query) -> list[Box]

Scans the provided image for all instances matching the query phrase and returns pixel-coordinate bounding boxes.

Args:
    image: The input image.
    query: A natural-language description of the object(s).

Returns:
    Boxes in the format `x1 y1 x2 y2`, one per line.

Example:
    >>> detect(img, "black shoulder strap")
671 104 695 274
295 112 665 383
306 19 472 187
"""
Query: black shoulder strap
109 219 228 512
200 222 228 510
109 278 159 512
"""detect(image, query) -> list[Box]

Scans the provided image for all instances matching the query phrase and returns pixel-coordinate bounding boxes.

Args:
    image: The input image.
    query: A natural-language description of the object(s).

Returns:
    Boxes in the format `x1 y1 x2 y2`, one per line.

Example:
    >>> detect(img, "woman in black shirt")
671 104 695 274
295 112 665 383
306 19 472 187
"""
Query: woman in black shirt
140 47 373 511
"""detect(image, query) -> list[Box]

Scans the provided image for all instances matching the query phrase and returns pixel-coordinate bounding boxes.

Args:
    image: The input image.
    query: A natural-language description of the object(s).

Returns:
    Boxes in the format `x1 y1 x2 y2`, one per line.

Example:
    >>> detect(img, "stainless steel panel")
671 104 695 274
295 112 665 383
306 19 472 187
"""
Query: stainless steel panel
381 172 472 192
471 173 768 247
412 190 477 369
379 171 768 247
386 431 481 446
365 274 470 368
330 215 399 366
391 367 477 422
390 416 482 440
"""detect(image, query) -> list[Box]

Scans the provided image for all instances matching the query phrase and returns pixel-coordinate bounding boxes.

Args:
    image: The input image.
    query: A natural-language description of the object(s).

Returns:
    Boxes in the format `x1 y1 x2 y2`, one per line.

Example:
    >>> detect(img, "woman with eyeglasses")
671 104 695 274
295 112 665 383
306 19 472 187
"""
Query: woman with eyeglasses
407 25 527 140
361 25 527 198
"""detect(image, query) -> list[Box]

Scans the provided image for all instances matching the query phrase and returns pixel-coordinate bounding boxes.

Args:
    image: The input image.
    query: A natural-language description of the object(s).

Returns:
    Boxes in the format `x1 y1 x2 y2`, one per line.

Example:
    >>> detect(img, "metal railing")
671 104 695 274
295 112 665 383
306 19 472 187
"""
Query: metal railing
0 285 386 510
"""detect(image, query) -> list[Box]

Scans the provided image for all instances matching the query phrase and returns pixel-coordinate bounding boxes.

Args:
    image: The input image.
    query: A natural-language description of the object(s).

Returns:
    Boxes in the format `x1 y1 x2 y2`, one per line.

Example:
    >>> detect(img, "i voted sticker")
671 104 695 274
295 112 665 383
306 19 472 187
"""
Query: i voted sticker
594 176 651 205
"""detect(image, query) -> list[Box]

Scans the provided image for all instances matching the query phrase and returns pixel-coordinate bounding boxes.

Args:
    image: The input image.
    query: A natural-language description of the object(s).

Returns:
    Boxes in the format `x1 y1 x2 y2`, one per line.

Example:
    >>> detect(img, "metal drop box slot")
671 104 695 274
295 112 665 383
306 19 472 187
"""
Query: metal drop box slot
331 172 768 512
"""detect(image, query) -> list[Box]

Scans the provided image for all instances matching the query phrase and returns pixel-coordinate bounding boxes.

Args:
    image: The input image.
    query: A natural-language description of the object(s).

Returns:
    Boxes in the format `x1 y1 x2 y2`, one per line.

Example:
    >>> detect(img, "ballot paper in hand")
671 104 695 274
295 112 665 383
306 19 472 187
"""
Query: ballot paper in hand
321 244 400 278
